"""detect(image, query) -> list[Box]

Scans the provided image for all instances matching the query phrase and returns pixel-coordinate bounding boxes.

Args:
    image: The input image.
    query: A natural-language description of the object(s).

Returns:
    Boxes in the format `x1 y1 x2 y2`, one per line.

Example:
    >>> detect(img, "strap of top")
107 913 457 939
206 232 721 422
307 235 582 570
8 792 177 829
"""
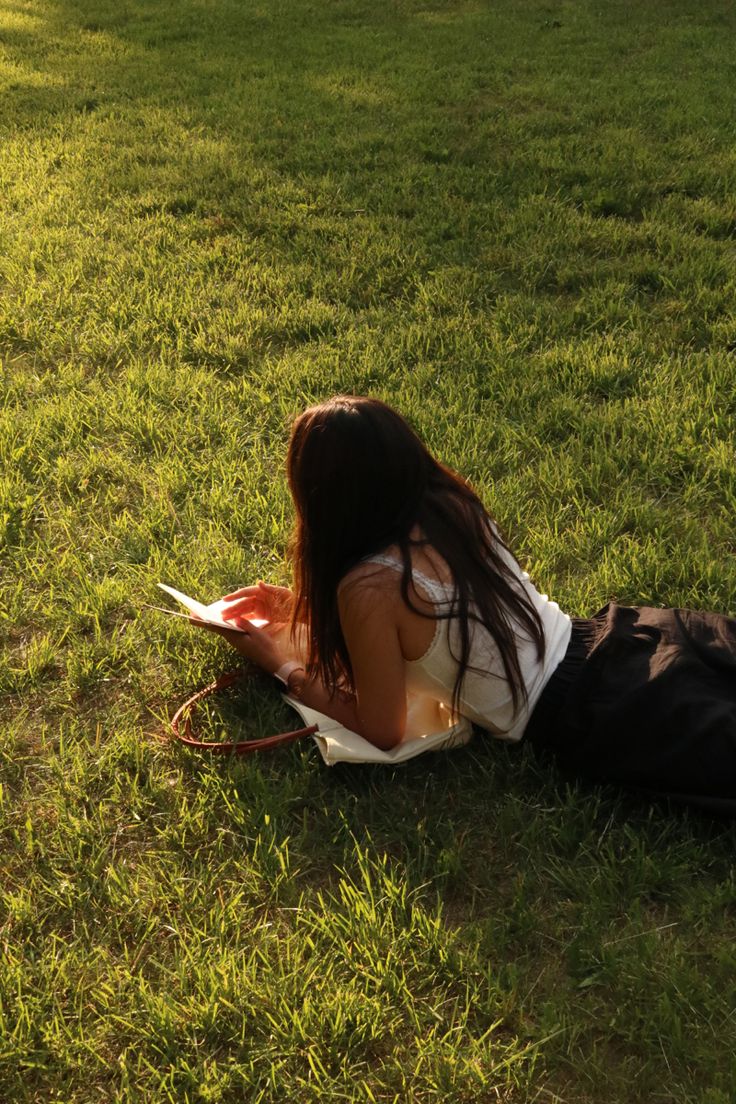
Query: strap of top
361 553 453 606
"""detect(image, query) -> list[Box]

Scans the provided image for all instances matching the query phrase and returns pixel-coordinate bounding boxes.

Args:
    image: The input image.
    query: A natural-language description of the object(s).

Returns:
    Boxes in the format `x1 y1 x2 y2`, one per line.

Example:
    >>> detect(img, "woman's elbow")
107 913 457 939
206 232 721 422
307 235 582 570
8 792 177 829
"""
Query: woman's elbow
360 725 405 751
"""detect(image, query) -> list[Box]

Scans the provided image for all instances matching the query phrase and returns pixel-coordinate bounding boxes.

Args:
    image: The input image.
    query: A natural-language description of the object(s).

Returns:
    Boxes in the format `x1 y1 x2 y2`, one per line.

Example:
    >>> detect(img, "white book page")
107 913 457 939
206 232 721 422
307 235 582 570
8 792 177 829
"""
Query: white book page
157 583 267 632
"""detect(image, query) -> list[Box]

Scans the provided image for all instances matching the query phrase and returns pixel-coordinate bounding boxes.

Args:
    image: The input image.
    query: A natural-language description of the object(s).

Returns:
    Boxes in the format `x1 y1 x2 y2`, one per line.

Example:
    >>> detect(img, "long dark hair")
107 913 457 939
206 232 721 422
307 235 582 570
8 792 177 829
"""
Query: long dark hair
287 396 545 719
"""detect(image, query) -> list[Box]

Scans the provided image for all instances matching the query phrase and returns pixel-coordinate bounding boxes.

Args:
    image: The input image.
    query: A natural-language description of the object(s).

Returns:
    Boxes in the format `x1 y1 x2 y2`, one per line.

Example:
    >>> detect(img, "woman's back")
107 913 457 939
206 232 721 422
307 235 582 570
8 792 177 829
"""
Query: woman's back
344 528 572 742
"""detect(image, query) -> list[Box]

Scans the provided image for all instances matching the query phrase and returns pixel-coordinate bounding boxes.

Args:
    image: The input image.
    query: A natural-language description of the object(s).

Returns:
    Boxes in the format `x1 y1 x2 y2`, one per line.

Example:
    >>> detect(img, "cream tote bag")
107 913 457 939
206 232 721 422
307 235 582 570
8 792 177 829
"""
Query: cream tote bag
161 587 473 764
170 671 473 764
284 690 473 766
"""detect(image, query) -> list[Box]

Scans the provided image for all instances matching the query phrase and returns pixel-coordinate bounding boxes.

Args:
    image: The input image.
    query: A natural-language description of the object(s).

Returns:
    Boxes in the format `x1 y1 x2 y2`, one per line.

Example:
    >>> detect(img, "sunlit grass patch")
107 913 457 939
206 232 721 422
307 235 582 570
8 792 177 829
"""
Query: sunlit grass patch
2 0 736 1100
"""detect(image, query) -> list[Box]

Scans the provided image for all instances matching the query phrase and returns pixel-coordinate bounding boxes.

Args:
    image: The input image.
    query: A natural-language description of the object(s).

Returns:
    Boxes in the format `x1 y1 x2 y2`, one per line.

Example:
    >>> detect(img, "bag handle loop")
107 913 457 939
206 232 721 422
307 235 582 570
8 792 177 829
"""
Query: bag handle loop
171 668 318 755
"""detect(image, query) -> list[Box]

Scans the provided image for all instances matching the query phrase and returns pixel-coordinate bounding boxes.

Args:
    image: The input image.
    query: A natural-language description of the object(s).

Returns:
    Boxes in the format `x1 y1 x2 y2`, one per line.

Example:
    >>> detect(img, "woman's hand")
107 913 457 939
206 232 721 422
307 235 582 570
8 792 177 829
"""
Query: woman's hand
189 617 286 675
221 581 294 624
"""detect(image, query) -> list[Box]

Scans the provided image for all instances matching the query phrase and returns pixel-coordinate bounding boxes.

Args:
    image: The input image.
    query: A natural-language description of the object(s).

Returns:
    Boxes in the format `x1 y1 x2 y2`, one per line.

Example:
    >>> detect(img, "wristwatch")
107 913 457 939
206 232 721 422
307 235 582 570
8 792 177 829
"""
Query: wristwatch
273 660 305 694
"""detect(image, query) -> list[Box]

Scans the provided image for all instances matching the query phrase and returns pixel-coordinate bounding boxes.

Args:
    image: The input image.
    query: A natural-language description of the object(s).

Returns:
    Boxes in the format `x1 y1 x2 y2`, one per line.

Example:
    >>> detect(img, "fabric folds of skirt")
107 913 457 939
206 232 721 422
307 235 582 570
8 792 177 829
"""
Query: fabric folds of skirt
524 602 736 814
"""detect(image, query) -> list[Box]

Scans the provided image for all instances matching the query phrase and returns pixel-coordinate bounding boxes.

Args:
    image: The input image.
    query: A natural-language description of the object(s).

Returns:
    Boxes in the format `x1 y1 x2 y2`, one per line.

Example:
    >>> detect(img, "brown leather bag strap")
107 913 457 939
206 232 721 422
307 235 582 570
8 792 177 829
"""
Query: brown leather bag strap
171 669 318 755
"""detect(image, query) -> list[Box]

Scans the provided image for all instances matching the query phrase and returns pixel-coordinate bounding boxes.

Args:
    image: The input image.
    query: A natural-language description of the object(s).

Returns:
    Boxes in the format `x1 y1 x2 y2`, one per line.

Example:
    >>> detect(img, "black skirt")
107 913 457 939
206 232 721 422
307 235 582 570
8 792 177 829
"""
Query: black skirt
524 603 736 814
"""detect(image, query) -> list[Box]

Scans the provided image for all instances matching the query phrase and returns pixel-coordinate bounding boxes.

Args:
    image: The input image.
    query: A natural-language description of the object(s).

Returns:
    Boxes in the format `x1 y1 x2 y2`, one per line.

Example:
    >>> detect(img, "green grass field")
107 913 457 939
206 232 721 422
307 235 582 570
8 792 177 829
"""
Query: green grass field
2 0 736 1099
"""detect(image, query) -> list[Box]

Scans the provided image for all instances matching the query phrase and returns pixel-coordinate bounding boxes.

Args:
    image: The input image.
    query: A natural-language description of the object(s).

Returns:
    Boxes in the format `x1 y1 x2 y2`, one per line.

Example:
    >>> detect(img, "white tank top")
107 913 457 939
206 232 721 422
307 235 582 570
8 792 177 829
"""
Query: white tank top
363 549 571 742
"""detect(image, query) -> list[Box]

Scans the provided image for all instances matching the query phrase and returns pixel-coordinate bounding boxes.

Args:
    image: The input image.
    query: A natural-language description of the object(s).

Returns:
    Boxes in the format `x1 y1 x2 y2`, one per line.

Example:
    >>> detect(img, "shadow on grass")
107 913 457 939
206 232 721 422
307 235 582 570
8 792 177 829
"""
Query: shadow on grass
176 681 736 928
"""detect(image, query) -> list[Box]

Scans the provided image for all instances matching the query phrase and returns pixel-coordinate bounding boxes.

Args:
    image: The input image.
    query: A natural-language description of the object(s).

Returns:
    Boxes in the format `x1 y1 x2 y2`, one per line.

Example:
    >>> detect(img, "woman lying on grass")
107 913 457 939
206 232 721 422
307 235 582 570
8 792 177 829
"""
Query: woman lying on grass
195 395 736 812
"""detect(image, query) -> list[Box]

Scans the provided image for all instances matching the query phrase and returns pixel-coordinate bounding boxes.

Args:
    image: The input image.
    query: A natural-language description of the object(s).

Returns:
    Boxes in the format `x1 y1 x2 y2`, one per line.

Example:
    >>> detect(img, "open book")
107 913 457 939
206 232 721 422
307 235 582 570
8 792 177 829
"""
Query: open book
152 583 267 632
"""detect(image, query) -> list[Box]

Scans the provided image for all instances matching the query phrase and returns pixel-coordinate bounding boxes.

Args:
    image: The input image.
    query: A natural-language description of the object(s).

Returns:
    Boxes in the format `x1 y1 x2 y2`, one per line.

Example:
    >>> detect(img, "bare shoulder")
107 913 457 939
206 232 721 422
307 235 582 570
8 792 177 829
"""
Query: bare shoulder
337 559 399 609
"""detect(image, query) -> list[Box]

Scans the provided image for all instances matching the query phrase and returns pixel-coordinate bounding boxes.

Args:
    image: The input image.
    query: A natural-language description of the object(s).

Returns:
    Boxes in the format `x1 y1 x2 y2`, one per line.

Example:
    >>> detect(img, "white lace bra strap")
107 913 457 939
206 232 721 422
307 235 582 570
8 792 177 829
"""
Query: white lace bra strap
362 553 452 605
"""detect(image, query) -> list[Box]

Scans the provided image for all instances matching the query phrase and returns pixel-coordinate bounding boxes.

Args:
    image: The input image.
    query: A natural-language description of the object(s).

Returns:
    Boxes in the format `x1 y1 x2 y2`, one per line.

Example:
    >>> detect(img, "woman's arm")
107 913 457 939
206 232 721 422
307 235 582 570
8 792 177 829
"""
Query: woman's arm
286 577 407 750
196 576 408 750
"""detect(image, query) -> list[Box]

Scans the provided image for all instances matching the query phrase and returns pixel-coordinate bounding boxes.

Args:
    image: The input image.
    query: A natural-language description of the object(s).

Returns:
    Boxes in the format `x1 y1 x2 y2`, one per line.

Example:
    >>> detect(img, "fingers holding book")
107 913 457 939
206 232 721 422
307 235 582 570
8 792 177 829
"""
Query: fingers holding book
222 581 294 624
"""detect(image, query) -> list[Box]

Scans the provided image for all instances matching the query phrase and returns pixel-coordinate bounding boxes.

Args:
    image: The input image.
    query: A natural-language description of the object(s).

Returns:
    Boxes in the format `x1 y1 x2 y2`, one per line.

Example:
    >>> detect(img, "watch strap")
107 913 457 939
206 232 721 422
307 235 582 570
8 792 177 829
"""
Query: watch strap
273 660 305 687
